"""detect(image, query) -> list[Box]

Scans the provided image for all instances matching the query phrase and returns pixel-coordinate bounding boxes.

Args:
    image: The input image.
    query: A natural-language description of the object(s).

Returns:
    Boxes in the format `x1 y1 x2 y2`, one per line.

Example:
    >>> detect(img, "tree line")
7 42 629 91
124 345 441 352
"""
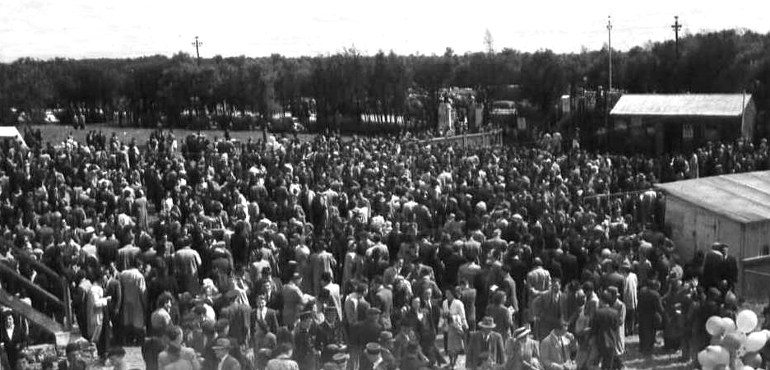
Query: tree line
1 29 769 131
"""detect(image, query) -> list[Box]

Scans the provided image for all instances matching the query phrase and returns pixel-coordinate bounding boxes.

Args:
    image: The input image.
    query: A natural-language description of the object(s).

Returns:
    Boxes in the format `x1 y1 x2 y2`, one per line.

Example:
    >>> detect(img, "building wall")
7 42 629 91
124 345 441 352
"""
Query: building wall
664 195 744 262
662 194 770 297
612 115 743 155
742 255 770 301
744 221 770 259
741 220 770 299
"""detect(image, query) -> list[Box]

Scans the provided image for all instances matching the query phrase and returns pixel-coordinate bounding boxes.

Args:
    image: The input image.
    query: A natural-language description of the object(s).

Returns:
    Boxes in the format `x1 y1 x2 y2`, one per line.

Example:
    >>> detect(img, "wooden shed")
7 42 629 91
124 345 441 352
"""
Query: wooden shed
655 171 770 298
610 94 756 155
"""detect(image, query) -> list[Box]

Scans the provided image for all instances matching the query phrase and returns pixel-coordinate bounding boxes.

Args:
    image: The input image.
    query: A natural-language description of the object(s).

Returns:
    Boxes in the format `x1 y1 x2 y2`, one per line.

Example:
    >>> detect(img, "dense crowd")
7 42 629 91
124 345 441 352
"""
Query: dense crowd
0 126 758 370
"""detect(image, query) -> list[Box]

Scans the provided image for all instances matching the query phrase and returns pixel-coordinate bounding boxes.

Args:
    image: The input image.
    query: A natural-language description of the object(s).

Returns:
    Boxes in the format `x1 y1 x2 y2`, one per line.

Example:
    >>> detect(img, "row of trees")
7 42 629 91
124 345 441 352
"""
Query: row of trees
1 29 769 130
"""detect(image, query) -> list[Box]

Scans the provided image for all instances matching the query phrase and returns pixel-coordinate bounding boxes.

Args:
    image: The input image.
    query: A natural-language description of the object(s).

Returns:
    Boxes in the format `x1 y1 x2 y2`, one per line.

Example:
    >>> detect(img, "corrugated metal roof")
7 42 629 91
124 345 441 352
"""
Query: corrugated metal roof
654 171 770 223
610 94 752 117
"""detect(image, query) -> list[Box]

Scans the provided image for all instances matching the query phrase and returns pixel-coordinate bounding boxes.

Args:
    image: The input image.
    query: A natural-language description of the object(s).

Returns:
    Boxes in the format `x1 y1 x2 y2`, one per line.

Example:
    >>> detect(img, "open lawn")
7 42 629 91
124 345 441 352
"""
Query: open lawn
25 123 320 147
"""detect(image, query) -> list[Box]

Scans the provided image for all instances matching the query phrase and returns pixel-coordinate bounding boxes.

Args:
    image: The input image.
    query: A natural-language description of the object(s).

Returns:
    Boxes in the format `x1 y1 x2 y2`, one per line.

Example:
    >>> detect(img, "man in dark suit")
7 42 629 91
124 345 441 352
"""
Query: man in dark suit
720 244 739 289
466 316 505 370
443 244 466 288
412 268 441 304
252 294 279 349
601 260 625 294
500 267 519 320
459 278 478 331
558 247 580 285
1 313 26 370
419 289 446 366
354 308 384 351
702 245 724 289
316 306 345 363
372 278 394 329
58 343 87 370
421 289 441 334
593 293 623 370
352 308 383 370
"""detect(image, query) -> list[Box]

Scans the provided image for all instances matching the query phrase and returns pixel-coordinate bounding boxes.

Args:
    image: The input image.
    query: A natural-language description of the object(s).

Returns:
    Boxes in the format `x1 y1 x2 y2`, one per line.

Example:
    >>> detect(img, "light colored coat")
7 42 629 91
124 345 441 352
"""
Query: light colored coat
623 272 638 310
119 268 147 329
86 284 108 341
539 331 577 370
440 298 468 353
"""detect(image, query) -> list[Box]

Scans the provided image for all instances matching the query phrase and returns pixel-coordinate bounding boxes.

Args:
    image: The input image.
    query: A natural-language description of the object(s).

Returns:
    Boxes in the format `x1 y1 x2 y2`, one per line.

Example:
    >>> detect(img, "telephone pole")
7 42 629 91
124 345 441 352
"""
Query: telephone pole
605 15 613 150
192 36 203 64
607 16 612 94
672 16 682 60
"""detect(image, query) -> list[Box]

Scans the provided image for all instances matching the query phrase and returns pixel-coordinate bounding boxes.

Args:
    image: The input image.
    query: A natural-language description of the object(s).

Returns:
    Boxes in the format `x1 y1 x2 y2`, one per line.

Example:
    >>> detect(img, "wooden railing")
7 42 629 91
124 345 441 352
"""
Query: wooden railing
0 246 72 335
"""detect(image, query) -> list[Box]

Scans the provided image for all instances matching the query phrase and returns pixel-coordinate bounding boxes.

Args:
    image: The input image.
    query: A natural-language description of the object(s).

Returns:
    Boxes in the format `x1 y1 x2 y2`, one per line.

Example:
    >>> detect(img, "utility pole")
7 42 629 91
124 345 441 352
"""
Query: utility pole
192 36 203 64
605 15 613 151
607 16 612 94
672 16 682 60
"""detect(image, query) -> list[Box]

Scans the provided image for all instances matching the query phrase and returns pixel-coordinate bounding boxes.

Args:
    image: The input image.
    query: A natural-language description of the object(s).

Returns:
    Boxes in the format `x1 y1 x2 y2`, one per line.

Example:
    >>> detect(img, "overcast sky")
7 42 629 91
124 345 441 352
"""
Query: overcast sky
0 0 768 62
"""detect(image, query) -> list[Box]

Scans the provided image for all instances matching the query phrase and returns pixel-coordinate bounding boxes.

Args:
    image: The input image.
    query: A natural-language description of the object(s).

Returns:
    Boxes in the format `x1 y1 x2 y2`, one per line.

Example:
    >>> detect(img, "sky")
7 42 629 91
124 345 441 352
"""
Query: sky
0 0 769 62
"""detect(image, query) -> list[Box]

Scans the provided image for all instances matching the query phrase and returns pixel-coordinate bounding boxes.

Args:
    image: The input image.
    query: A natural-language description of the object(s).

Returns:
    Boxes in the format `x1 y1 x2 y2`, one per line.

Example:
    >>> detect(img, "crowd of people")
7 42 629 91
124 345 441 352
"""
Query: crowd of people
0 126 759 370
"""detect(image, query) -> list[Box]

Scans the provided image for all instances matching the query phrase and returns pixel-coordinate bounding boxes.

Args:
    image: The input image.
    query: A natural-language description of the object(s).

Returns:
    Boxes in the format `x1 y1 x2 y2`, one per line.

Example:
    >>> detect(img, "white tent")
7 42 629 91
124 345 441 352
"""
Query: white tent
0 126 26 147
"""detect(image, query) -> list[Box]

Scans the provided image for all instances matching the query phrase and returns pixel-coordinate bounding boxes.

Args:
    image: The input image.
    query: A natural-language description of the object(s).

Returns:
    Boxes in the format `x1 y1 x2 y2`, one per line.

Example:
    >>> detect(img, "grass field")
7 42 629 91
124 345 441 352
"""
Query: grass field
25 123 319 147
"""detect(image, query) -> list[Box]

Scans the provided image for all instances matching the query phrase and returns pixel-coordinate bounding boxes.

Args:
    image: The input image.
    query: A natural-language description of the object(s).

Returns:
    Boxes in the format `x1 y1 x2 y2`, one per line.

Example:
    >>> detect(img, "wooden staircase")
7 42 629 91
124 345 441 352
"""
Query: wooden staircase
0 246 74 345
0 286 65 333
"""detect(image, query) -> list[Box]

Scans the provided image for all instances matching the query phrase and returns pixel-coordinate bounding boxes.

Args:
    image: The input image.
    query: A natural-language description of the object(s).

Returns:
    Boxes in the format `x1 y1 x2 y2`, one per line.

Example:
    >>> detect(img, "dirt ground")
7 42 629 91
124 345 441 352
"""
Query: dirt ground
116 331 690 370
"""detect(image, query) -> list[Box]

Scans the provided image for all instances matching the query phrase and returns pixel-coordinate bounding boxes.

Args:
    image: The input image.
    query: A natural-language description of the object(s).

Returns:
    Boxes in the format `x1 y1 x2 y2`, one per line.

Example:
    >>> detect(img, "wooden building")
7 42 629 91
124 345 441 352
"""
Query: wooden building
609 94 756 155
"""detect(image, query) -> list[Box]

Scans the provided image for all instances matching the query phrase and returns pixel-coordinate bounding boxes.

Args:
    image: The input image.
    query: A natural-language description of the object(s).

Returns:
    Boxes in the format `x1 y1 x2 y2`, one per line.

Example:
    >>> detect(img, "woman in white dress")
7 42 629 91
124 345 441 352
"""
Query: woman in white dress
439 287 468 369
